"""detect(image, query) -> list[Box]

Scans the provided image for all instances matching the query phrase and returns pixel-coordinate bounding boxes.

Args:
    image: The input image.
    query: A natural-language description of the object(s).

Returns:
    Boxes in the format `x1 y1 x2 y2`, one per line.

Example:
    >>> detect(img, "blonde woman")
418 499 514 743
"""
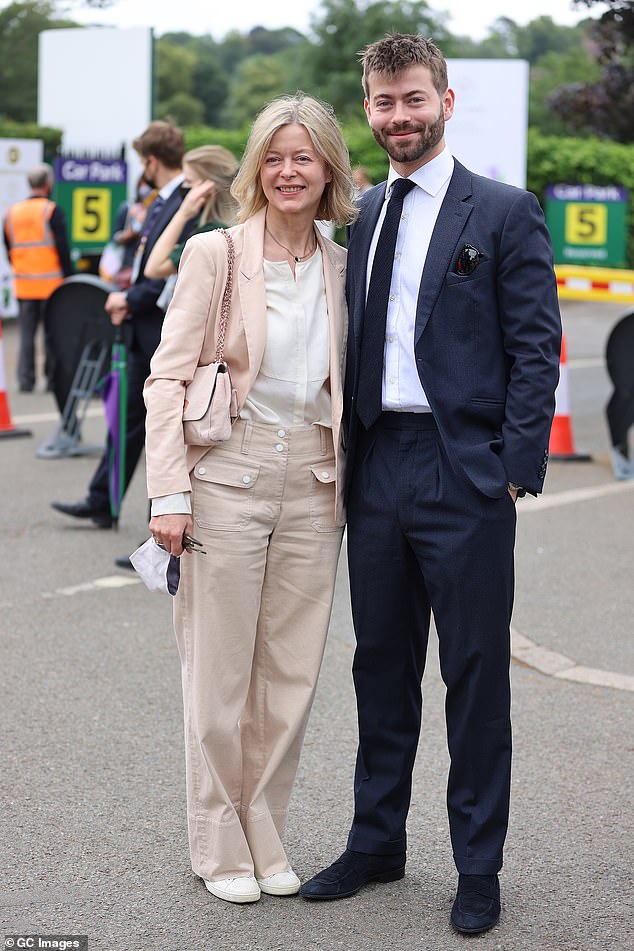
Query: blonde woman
145 144 239 281
143 94 356 904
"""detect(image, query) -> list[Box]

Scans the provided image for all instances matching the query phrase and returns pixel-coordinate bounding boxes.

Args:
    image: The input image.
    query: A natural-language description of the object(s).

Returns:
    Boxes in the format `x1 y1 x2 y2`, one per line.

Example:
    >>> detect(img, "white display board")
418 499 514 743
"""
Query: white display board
38 26 153 192
445 59 529 188
0 138 44 318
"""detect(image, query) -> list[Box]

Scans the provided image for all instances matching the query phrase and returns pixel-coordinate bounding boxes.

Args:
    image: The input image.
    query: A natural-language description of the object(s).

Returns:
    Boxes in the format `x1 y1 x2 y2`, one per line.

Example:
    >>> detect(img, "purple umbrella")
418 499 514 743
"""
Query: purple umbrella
102 325 128 527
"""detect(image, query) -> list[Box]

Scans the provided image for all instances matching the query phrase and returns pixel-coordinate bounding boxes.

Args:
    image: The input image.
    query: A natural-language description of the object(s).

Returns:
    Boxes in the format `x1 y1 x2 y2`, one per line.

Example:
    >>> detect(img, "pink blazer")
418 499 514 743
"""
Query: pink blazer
143 207 348 520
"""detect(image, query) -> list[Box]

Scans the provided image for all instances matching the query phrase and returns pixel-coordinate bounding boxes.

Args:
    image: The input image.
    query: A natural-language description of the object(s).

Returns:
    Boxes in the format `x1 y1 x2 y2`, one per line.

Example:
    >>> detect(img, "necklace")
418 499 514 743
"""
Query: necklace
265 226 316 263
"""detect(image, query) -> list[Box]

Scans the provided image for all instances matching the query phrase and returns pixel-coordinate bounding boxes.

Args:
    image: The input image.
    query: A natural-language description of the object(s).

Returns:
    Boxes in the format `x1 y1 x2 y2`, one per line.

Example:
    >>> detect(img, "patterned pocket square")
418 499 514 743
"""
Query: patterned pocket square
456 244 485 275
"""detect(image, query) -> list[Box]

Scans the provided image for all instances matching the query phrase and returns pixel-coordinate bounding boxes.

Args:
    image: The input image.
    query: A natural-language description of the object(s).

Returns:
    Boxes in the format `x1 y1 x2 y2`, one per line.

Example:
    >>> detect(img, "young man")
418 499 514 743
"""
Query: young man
300 34 562 935
51 121 196 529
4 163 73 392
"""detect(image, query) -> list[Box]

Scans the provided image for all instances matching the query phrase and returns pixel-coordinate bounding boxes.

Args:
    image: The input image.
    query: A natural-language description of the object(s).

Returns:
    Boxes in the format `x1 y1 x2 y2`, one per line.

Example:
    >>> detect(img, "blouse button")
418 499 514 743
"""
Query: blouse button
198 467 206 475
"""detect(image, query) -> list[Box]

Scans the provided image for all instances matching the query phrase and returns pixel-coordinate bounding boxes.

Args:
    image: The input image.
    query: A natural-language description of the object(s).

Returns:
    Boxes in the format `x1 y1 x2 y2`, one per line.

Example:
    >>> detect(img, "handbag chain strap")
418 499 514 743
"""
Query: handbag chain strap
215 229 235 362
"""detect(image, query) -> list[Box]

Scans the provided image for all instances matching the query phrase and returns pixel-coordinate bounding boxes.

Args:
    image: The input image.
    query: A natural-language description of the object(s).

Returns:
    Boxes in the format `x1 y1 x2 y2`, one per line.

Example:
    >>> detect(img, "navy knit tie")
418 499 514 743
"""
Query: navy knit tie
131 194 164 283
356 177 415 429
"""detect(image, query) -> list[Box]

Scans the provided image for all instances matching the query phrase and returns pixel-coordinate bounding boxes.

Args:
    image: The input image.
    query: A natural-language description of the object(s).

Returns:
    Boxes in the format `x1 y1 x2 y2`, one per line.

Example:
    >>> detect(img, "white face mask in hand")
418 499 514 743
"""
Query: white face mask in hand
129 537 181 595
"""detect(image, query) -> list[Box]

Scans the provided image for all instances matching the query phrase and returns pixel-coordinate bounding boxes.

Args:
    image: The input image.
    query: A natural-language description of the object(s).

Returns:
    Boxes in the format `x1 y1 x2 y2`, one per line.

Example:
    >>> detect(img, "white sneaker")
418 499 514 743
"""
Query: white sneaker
204 876 261 903
610 448 634 480
256 867 301 896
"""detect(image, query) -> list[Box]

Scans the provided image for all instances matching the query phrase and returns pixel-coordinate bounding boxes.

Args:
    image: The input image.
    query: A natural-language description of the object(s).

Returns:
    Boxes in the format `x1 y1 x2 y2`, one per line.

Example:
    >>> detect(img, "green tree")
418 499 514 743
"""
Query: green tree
223 54 289 127
515 16 585 63
216 30 250 74
548 0 634 142
0 1 78 122
159 33 229 127
158 92 205 126
304 0 450 120
156 37 196 101
190 36 230 127
246 25 305 56
479 16 519 56
529 47 600 134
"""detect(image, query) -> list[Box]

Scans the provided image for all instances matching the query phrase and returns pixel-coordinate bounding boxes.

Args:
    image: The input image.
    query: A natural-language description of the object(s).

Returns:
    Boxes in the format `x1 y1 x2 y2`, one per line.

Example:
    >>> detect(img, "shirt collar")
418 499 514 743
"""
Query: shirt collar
386 147 454 198
159 172 184 201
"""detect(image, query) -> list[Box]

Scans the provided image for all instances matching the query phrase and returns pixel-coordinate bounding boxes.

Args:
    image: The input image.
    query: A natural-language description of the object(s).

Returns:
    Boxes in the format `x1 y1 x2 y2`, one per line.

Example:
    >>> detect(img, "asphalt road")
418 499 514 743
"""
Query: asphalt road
1 302 632 951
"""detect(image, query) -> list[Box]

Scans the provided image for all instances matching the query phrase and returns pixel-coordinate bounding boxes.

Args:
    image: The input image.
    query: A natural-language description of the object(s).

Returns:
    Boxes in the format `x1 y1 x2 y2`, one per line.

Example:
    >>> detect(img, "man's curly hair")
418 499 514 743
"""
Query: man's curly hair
360 33 448 97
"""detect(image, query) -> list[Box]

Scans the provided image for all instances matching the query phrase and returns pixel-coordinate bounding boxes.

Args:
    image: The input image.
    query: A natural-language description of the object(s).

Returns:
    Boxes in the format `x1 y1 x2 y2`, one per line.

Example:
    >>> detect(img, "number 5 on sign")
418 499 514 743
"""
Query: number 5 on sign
565 203 607 245
72 188 111 242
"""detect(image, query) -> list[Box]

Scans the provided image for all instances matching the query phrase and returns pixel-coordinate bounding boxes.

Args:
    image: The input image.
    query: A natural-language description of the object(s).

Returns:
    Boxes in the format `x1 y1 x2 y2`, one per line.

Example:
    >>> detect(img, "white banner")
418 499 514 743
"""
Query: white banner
0 138 44 318
445 59 529 189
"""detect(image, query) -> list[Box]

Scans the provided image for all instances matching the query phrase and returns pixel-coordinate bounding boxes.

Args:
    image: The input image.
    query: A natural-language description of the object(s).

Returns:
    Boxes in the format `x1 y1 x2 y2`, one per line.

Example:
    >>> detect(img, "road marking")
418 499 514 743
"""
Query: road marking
568 357 605 369
517 479 634 513
512 628 634 692
514 480 633 690
42 575 142 598
13 407 103 425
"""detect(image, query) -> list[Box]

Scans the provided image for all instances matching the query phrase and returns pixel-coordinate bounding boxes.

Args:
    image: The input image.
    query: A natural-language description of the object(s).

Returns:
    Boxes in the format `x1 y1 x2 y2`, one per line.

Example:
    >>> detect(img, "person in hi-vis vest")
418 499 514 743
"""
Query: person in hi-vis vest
3 163 73 392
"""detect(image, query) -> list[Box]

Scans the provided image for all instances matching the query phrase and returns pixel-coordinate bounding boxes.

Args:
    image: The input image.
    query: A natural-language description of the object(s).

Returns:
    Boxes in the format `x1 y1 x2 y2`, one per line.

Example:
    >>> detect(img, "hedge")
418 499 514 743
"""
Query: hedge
0 121 63 162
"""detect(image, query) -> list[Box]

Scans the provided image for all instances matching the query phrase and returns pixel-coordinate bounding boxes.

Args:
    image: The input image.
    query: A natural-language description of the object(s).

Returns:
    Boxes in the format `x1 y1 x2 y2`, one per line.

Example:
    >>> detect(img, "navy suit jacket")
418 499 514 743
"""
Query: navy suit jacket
125 185 196 357
345 159 562 498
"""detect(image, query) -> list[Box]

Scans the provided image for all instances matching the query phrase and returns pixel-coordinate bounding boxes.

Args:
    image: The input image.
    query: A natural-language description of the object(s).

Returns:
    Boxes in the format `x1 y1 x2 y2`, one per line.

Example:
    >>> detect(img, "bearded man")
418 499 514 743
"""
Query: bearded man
300 33 562 937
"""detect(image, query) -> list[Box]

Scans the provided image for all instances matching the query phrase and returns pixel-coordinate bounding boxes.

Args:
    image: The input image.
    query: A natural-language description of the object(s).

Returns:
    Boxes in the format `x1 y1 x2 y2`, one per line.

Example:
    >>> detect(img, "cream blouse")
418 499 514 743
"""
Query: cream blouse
242 247 331 427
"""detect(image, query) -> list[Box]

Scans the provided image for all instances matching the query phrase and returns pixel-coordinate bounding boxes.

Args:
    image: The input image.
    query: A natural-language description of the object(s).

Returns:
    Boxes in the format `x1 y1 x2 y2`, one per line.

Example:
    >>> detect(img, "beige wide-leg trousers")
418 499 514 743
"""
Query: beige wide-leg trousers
173 419 344 883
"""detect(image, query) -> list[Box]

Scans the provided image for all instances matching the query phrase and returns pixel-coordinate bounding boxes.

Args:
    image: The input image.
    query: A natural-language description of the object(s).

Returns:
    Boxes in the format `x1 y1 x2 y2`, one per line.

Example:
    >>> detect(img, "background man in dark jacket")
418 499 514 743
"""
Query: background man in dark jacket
52 121 196 528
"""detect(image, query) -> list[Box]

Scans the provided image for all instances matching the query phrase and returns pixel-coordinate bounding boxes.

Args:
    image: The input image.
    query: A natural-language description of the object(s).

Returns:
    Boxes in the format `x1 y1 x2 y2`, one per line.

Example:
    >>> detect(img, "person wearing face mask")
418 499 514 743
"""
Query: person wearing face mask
100 176 156 290
51 121 197 529
143 93 356 904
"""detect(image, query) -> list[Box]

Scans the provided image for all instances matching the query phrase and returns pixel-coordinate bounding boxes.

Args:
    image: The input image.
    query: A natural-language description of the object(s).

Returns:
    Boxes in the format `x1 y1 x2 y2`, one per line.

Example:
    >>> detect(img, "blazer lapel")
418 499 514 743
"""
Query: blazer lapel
236 208 268 389
315 228 347 405
414 161 474 345
316 228 346 317
348 184 386 342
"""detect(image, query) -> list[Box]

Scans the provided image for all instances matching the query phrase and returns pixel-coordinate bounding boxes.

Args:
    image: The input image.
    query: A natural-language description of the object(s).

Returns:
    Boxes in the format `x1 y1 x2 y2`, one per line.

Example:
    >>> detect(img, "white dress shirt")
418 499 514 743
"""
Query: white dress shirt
366 147 454 412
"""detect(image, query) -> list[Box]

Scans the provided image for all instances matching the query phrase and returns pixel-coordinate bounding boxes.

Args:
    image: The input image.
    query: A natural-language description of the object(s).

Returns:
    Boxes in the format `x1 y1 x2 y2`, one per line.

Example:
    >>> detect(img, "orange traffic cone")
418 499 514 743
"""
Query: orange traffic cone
0 319 32 439
549 332 591 461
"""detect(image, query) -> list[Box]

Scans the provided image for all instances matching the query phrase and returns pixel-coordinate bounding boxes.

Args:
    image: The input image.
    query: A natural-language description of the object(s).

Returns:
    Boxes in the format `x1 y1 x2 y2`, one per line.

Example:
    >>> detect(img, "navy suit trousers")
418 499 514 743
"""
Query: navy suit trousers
87 340 153 512
346 412 516 875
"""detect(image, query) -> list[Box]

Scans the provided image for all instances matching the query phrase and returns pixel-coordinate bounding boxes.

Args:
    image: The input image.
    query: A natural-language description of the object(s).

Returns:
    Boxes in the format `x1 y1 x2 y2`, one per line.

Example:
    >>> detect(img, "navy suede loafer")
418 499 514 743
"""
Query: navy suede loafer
450 873 501 934
300 849 405 900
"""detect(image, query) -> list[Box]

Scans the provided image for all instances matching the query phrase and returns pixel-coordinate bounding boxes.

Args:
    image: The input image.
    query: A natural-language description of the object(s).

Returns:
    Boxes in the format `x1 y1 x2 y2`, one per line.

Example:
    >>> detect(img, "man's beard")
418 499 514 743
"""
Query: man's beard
372 109 445 165
142 171 157 189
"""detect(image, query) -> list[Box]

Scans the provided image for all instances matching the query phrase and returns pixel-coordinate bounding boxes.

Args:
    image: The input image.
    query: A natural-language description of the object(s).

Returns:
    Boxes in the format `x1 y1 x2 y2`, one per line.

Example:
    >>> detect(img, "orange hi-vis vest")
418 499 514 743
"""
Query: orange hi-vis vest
5 198 64 299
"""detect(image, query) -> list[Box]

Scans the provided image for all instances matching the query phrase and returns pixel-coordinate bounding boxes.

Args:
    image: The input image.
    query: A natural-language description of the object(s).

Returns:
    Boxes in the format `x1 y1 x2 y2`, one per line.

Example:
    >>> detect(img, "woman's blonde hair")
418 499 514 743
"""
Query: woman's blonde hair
184 145 239 226
231 93 357 226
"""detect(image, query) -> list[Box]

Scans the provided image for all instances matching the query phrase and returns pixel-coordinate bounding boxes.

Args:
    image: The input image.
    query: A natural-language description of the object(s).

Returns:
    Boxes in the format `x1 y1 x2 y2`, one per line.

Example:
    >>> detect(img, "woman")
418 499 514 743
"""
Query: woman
144 144 239 283
143 94 356 904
